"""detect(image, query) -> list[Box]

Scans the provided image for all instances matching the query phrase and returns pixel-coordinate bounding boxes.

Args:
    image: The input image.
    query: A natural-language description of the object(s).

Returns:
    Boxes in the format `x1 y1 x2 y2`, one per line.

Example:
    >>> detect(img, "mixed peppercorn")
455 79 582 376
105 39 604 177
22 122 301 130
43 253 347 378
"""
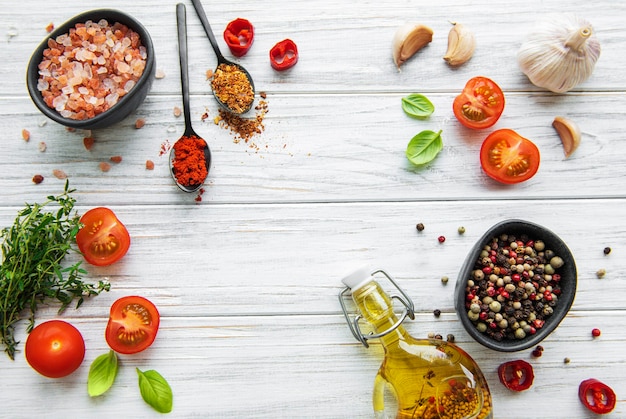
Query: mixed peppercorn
463 233 565 342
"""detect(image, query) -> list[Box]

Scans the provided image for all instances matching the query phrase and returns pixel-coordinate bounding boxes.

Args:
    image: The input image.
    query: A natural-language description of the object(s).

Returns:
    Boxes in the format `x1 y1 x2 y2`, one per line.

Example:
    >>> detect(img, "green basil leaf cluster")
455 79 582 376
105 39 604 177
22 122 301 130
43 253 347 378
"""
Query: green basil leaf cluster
406 130 444 165
137 368 174 414
401 93 435 119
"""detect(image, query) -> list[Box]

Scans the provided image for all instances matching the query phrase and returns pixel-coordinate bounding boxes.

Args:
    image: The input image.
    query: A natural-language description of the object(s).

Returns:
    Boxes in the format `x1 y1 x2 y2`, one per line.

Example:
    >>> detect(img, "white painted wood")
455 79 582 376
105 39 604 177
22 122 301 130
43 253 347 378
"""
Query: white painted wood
1 0 625 417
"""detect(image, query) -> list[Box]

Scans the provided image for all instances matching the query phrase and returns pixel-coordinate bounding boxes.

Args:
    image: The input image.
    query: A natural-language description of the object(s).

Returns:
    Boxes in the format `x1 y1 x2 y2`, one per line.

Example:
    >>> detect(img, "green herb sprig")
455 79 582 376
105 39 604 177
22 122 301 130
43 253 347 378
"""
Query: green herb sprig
0 181 110 359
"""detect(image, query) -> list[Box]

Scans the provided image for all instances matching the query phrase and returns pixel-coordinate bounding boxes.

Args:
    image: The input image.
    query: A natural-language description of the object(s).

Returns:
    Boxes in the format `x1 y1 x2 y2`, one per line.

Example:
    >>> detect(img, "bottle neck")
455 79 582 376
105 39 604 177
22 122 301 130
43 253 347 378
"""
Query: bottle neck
351 281 410 348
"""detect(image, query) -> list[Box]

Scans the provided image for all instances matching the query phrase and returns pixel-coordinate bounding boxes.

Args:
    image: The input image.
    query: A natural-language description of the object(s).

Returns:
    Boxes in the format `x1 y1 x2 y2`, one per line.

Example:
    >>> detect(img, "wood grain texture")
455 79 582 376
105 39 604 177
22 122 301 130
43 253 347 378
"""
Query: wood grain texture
1 0 625 417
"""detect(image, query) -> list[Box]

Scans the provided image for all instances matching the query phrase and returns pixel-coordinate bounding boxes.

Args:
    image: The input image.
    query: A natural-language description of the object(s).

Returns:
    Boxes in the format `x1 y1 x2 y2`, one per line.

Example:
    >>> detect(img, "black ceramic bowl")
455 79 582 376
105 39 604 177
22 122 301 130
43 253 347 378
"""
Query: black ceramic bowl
26 9 155 130
455 219 577 352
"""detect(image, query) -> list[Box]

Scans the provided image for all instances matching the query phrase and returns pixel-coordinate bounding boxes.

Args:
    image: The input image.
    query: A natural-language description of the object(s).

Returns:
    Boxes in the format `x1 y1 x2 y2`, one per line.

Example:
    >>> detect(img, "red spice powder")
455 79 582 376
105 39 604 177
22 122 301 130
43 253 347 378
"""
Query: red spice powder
172 135 208 187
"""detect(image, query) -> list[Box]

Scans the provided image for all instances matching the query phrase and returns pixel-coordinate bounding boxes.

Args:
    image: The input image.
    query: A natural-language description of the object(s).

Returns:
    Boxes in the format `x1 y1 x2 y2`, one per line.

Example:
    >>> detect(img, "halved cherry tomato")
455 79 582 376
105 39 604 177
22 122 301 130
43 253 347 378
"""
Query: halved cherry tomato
76 207 130 266
480 129 540 184
497 359 534 392
25 320 85 378
453 76 505 129
579 379 616 415
105 296 160 354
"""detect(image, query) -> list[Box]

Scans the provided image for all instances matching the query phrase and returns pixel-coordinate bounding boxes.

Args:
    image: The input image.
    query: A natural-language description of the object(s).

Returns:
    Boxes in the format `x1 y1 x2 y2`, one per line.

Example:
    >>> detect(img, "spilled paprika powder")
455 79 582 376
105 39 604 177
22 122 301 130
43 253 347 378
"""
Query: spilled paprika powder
171 135 208 187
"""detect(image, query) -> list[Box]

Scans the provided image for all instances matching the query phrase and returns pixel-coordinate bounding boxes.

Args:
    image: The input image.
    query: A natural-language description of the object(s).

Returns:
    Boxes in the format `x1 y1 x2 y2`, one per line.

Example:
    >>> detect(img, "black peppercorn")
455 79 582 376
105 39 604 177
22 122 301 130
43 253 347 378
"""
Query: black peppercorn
416 223 425 232
433 309 441 317
603 247 611 255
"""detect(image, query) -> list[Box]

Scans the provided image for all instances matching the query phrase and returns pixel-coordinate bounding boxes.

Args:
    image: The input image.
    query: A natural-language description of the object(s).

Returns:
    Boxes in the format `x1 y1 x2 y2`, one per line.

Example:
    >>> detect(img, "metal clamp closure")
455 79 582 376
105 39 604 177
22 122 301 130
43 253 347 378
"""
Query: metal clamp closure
339 269 415 348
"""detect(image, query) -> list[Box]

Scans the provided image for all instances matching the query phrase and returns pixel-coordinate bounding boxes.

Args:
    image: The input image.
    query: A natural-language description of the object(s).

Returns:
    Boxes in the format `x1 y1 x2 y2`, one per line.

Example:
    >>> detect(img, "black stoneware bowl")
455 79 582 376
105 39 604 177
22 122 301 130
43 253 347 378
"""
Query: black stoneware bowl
26 9 155 130
455 219 577 352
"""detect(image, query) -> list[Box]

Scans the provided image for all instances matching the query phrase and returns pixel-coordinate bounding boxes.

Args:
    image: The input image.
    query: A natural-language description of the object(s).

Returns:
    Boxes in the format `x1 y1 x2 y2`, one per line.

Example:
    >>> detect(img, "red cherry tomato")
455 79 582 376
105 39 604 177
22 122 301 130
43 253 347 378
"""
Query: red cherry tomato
105 296 160 354
25 320 85 378
453 76 505 129
223 18 254 57
497 359 534 392
76 207 130 266
480 129 540 184
579 379 616 414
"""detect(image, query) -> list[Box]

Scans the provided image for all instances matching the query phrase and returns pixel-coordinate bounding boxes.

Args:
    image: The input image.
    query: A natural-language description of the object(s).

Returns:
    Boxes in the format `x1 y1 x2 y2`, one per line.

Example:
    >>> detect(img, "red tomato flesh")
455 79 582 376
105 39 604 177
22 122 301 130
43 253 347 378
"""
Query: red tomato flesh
25 320 85 378
453 76 505 129
76 207 130 266
105 296 160 354
480 129 540 184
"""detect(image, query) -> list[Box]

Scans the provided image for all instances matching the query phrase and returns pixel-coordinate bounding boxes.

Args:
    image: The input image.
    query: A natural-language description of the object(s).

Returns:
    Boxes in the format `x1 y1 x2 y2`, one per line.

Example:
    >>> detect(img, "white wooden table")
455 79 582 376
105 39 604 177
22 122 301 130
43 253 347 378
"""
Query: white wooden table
1 0 625 417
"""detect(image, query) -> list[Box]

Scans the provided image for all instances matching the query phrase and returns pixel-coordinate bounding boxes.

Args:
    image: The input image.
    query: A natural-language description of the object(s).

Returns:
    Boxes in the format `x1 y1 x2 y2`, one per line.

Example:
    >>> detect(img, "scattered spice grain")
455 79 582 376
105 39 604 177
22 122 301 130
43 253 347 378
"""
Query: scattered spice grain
22 129 31 141
145 160 155 170
596 268 606 278
173 106 182 117
83 136 95 150
99 162 111 172
52 169 67 179
433 309 442 318
45 22 55 33
135 118 146 129
171 135 208 187
155 69 166 79
416 222 425 232
458 226 466 234
438 235 446 243
110 155 123 163
38 142 47 152
210 63 254 114
603 247 611 255
441 276 449 285
37 19 147 120
32 174 44 184
591 328 601 338
564 357 571 364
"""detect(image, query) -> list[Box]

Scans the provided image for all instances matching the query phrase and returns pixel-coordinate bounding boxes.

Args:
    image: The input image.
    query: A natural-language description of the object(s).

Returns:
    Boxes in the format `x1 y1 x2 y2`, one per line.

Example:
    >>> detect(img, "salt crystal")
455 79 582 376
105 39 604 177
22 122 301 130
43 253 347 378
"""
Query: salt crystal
61 85 73 95
116 61 130 73
89 96 98 105
78 86 89 95
124 80 135 92
37 79 49 91
97 67 108 74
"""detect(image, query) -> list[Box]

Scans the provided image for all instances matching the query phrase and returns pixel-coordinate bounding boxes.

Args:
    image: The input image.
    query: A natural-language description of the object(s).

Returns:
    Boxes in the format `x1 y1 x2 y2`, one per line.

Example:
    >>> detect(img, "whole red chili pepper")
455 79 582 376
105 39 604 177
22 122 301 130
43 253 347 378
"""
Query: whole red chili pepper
579 379 616 414
497 360 534 391
223 18 254 57
269 39 298 71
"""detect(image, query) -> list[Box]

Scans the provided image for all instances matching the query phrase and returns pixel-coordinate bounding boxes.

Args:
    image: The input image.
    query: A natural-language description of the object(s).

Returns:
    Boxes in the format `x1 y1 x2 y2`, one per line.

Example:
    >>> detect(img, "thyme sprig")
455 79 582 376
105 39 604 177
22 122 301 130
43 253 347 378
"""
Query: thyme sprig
0 181 110 359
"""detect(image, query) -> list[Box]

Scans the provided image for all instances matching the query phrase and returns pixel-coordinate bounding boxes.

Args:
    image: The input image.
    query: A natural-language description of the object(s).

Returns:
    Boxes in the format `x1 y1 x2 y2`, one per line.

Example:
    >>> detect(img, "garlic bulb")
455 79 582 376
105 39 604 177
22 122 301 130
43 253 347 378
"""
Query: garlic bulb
443 23 475 66
517 15 601 93
392 23 433 70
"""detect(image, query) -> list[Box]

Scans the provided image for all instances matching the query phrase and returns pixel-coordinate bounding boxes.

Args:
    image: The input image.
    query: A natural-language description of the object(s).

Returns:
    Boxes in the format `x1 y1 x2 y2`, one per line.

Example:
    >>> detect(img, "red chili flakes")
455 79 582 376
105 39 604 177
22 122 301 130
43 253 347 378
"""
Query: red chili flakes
22 129 31 141
83 136 95 150
145 160 155 170
99 162 111 172
45 22 55 33
260 91 267 99
32 174 44 184
135 118 146 129
159 140 171 156
110 155 123 163
216 99 268 143
201 111 209 121
52 169 67 179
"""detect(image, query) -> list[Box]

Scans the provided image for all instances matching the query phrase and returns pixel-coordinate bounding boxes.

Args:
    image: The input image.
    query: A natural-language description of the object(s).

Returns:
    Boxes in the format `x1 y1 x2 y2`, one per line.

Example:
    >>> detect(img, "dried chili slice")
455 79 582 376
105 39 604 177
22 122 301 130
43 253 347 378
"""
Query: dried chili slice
497 360 534 391
223 18 254 57
579 379 616 414
269 39 298 71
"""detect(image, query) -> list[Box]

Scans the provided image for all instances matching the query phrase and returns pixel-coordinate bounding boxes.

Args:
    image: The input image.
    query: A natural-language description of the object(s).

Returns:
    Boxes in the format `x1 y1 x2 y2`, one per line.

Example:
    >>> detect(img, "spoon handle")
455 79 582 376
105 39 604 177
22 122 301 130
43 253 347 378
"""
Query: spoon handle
191 0 226 63
176 3 193 133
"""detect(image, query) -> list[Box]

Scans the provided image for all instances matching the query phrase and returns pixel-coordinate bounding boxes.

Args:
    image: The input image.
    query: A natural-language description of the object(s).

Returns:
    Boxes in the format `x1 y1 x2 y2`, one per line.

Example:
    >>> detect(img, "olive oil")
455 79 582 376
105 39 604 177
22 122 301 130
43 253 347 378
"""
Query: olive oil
340 268 493 419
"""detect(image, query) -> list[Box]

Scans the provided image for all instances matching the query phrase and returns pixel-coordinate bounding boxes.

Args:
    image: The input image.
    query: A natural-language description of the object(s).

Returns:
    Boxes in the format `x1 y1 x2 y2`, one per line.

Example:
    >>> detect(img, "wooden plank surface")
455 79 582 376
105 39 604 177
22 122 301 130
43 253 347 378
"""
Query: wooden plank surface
1 0 625 417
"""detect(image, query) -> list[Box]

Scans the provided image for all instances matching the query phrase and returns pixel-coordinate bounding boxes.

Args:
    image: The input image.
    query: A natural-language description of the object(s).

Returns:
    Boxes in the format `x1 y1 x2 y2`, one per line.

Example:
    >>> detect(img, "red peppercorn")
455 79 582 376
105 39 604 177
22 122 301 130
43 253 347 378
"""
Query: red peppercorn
531 348 543 358
482 266 492 275
438 235 446 243
479 312 488 321
487 287 496 297
512 273 521 283
552 274 561 282
500 290 510 299
592 328 601 338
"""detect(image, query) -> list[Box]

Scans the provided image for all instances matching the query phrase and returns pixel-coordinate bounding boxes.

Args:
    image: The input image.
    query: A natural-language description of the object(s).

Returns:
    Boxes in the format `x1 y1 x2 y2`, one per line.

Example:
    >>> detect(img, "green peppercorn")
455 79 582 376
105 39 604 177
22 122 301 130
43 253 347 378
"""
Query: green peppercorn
441 276 449 285
515 328 526 339
550 256 564 269
489 301 502 313
596 268 606 278
458 226 466 235
467 310 479 321
476 323 487 333
534 240 545 252
470 303 481 314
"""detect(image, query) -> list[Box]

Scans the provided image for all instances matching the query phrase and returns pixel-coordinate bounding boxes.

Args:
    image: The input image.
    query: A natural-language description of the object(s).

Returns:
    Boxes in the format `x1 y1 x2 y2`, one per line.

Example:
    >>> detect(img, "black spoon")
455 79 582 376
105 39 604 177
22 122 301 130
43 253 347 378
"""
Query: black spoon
170 3 211 193
191 0 255 114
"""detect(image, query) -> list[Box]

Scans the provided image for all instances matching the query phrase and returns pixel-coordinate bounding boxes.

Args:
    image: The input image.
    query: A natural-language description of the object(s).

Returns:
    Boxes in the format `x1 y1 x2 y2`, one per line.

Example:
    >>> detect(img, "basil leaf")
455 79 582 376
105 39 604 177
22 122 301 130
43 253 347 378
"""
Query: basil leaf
406 130 443 165
401 93 435 119
137 368 173 414
88 350 119 397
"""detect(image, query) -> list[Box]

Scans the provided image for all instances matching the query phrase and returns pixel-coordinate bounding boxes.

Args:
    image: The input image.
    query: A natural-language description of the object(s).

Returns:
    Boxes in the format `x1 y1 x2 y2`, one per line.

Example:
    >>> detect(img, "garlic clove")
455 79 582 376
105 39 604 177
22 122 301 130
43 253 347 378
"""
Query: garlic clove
443 23 475 66
392 23 433 70
552 116 581 158
517 15 601 93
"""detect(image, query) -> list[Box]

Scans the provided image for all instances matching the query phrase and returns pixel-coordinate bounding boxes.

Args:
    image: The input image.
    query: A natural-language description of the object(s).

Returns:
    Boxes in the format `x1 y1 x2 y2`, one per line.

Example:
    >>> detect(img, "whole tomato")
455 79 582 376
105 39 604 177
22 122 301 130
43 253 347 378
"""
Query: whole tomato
25 320 85 378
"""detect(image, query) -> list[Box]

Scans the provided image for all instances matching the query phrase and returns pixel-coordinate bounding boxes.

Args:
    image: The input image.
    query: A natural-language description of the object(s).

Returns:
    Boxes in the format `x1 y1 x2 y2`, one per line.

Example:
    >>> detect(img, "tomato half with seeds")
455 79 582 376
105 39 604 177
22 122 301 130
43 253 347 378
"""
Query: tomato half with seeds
497 359 534 392
453 76 505 129
76 207 130 266
25 320 85 378
480 129 540 184
105 296 160 354
579 379 616 415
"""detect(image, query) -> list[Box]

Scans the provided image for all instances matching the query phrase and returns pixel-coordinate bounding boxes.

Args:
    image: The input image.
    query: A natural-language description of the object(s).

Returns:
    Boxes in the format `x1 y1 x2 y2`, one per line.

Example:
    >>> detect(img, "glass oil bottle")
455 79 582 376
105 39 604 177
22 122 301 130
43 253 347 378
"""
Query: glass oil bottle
339 267 493 419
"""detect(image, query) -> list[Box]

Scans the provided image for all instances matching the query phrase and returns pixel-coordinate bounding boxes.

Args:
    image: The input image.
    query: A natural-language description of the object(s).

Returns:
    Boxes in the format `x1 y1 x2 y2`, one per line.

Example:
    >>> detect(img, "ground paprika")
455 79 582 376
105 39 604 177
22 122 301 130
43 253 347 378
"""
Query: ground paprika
171 135 208 187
